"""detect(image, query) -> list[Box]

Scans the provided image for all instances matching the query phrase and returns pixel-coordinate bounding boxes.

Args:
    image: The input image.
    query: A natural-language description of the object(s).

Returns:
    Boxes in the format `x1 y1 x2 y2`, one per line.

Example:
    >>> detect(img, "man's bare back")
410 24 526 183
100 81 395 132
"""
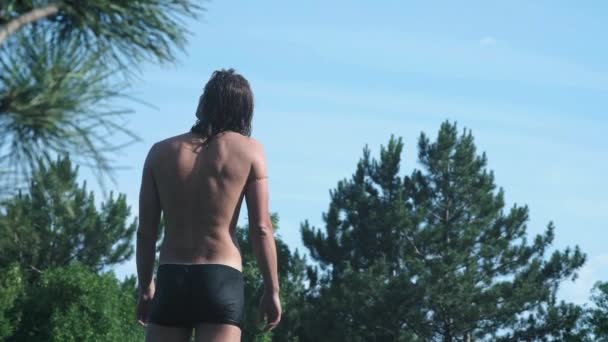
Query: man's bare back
136 69 281 340
146 131 265 271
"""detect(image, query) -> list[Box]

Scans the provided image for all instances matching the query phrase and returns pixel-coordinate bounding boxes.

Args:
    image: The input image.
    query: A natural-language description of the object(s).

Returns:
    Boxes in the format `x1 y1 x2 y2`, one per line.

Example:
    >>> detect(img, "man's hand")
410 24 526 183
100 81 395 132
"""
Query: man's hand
257 290 281 332
136 283 155 327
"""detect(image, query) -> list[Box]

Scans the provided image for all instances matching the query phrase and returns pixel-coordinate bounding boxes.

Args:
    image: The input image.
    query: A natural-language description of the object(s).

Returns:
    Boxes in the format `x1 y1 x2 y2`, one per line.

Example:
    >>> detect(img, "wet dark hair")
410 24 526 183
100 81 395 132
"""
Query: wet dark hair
191 68 253 139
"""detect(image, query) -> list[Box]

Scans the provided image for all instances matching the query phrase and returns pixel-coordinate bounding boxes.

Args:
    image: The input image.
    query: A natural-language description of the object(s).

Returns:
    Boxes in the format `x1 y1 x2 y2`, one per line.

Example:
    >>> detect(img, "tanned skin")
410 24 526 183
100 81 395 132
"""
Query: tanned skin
136 131 281 342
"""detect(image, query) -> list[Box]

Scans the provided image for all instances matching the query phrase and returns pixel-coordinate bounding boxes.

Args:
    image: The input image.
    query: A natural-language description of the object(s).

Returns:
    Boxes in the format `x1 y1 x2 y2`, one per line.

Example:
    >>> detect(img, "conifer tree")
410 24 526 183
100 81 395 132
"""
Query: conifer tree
301 121 587 341
0 1 203 194
0 155 137 274
588 281 608 341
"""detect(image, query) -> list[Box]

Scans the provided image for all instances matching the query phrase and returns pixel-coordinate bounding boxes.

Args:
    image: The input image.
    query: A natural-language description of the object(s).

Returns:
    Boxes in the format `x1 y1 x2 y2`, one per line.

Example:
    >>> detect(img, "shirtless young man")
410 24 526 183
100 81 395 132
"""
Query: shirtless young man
135 69 281 342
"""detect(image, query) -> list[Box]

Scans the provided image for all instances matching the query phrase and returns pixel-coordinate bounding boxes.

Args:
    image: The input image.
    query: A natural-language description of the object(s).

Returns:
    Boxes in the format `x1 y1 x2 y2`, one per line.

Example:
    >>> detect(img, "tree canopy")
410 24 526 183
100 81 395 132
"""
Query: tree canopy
0 156 141 341
0 117 603 341
589 281 608 341
301 121 588 341
0 155 137 274
8 264 142 342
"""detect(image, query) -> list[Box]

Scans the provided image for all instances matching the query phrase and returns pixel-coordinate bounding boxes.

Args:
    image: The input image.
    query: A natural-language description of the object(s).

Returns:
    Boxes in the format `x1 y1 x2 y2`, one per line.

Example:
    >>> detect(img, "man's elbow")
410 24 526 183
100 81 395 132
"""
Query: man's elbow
249 221 274 237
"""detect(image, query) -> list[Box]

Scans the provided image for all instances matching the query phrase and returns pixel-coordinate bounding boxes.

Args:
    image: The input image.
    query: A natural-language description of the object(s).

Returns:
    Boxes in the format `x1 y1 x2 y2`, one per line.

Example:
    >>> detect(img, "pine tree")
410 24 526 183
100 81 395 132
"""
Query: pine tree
0 155 137 274
588 281 608 341
0 1 203 194
301 120 587 341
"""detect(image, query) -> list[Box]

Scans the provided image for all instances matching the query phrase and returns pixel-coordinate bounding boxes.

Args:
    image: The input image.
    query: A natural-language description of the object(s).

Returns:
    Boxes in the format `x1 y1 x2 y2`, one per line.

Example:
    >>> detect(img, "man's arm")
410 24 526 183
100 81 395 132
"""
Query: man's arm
245 141 279 294
136 144 161 294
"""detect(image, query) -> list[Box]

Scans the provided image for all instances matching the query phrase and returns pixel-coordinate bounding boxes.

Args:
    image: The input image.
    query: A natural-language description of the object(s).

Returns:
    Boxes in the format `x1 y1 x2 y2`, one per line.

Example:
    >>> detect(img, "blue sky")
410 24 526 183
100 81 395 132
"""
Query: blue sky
79 1 607 305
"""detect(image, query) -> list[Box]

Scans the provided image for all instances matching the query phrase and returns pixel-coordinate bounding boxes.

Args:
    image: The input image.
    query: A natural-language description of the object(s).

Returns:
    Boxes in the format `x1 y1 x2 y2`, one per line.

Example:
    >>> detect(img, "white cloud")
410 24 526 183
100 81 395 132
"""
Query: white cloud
479 36 497 47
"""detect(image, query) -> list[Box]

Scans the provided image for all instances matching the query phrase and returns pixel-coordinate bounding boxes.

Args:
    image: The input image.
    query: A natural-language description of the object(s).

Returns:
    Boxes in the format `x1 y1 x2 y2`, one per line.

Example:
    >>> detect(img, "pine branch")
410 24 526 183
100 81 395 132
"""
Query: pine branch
0 3 61 46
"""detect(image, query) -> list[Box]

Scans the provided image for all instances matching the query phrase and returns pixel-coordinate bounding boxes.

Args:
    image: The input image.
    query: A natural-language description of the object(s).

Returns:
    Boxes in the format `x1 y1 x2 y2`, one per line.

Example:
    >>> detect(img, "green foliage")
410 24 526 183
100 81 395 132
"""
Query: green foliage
8 263 143 342
0 117 599 340
0 155 137 273
0 265 24 340
1 1 203 66
589 281 608 341
0 25 136 192
300 259 421 341
0 0 203 194
301 120 587 341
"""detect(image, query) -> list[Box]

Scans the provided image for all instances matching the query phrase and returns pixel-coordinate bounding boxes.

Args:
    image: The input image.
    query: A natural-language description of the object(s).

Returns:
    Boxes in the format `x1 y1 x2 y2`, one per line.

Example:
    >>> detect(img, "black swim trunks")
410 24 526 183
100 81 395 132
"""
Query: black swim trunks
148 263 245 329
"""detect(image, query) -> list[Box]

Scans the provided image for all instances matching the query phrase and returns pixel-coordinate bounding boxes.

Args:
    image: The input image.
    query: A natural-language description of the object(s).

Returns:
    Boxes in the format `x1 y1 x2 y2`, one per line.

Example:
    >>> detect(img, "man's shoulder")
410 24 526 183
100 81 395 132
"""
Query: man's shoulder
222 132 263 151
150 131 262 155
242 136 265 159
153 132 198 149
243 135 263 149
145 134 185 162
